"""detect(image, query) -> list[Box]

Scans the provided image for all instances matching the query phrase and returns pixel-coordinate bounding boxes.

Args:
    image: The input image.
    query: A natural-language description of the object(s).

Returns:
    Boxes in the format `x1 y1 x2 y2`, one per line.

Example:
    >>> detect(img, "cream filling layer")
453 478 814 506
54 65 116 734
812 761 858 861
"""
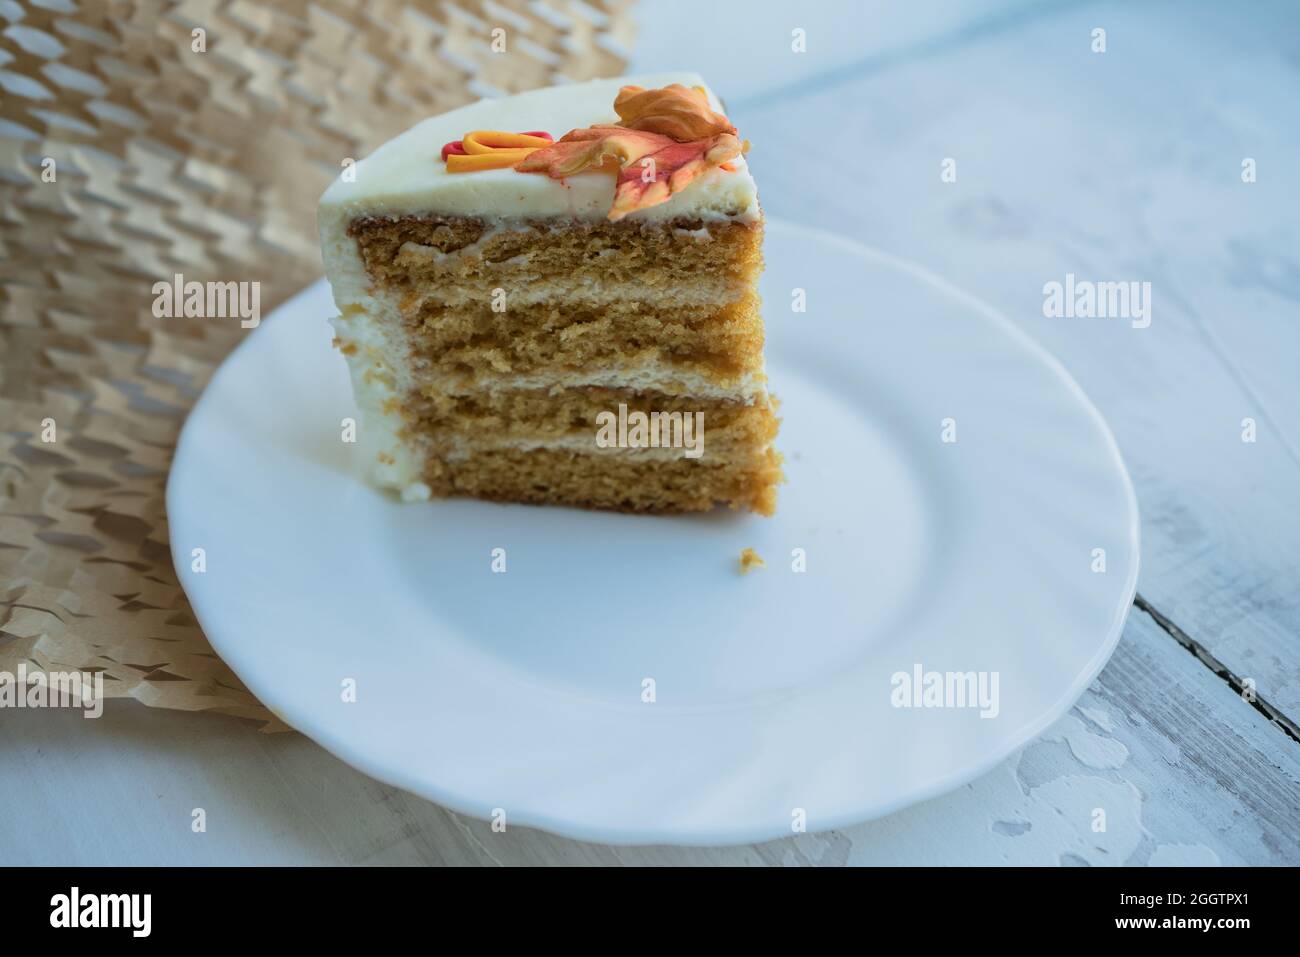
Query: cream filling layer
420 364 767 402
433 435 768 464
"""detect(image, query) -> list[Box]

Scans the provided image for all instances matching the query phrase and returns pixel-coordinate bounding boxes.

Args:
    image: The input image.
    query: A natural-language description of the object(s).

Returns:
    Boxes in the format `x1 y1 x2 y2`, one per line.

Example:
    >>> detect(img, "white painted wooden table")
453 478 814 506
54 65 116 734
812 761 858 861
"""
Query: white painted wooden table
3 0 1298 865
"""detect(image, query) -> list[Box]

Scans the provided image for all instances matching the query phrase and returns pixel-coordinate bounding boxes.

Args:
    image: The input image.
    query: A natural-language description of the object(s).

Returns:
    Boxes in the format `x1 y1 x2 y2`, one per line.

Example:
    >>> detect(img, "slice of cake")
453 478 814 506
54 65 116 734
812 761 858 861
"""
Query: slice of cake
318 73 782 514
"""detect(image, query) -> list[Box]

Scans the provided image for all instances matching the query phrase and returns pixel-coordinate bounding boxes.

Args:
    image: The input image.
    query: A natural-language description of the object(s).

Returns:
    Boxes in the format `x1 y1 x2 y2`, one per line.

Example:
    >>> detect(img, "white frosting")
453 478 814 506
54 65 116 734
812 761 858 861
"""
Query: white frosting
329 306 428 492
317 72 758 229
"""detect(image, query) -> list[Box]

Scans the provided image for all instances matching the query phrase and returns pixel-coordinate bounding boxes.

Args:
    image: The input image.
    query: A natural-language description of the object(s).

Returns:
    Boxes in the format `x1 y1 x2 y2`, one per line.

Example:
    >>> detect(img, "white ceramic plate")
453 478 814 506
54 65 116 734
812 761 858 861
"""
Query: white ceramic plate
168 220 1138 846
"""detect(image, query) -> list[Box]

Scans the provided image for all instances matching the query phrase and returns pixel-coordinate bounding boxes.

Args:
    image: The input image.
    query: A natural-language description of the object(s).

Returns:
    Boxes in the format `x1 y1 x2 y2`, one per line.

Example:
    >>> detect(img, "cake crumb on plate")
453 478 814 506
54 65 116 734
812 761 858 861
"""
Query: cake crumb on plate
738 547 766 574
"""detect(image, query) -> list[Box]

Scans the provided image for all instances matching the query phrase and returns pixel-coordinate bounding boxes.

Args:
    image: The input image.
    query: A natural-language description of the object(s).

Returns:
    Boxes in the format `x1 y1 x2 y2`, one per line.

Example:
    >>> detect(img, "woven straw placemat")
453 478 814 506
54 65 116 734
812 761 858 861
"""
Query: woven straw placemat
0 0 632 730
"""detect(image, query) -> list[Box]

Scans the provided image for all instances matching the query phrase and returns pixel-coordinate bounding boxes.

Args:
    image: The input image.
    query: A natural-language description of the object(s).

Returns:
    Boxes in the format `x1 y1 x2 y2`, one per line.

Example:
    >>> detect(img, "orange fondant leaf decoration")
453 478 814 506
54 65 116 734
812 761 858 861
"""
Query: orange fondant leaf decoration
613 84 735 141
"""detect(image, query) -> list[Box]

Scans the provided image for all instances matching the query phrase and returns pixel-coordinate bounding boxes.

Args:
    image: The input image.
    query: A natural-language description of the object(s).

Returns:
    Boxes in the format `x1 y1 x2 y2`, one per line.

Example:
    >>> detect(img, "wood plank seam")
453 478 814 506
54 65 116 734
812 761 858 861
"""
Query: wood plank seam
1134 593 1300 746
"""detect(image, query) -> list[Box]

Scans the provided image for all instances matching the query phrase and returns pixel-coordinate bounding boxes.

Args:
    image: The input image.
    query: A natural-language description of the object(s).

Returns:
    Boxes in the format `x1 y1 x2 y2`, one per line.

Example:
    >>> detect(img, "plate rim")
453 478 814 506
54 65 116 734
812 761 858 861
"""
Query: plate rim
167 218 1140 846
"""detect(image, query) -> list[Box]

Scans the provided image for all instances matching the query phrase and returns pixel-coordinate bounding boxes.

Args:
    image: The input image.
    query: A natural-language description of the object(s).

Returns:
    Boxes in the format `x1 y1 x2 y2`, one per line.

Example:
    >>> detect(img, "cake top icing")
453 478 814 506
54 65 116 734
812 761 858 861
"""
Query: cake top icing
318 73 758 224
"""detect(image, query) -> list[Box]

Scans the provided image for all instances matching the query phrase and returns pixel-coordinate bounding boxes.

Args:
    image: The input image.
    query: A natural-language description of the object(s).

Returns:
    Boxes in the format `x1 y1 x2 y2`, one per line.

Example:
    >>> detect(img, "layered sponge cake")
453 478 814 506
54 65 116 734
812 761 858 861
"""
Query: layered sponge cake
318 73 782 514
